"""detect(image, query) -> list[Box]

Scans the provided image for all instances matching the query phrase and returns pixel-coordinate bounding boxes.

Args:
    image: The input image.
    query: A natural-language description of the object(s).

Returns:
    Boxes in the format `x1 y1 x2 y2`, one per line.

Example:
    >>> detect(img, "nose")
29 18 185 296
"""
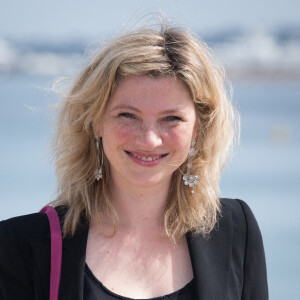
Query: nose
135 125 163 149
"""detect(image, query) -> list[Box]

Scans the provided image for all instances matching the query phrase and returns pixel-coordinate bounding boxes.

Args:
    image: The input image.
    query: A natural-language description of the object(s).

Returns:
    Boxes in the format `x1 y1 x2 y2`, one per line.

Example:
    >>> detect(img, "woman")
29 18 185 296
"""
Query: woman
0 24 268 299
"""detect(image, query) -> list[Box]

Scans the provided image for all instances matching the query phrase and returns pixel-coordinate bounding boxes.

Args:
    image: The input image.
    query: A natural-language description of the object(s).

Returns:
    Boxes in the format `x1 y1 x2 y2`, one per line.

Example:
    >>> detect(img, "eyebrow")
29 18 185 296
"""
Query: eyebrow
112 105 141 113
111 104 186 115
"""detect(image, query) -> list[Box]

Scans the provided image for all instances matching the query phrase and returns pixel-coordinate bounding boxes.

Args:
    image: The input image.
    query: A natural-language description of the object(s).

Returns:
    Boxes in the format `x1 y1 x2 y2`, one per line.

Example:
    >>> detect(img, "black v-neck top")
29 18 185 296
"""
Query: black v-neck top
84 264 195 300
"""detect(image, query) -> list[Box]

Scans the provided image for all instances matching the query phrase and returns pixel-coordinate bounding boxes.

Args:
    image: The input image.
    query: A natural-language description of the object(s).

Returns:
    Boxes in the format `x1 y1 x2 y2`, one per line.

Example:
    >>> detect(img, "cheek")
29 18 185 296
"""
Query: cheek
164 126 192 151
108 122 137 142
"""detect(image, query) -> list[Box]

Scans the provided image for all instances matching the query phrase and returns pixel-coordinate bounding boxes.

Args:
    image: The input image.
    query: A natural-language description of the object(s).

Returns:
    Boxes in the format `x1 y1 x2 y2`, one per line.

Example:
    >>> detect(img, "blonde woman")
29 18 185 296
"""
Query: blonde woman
0 24 268 299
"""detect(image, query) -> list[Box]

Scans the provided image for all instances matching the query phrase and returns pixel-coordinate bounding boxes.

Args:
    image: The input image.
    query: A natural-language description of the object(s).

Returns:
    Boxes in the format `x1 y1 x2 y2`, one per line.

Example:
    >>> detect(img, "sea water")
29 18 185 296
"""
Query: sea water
0 75 299 299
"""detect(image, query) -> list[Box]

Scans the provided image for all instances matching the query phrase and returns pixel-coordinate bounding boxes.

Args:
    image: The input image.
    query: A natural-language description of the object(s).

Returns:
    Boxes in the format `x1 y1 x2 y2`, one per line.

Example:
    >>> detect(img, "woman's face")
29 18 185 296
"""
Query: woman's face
97 75 197 189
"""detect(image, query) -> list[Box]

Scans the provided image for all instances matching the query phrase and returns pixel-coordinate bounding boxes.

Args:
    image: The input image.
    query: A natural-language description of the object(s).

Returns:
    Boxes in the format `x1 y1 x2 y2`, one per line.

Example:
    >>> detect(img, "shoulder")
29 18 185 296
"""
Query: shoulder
219 198 262 234
0 212 47 239
220 197 253 217
218 198 265 256
0 213 49 245
0 206 69 242
190 198 262 246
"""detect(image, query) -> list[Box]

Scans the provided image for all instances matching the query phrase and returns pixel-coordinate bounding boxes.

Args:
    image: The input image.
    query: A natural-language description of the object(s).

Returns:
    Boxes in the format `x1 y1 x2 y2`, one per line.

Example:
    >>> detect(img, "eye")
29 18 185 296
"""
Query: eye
163 116 183 122
118 112 136 119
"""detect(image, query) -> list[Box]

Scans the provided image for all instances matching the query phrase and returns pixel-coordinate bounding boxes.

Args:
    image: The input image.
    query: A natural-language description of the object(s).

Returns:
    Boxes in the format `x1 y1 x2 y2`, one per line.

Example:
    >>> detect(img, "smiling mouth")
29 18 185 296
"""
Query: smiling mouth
125 151 168 162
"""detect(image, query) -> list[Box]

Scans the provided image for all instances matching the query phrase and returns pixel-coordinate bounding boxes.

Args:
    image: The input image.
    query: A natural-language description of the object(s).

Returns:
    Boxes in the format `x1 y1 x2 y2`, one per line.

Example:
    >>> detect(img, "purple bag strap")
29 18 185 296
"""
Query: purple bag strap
40 206 62 300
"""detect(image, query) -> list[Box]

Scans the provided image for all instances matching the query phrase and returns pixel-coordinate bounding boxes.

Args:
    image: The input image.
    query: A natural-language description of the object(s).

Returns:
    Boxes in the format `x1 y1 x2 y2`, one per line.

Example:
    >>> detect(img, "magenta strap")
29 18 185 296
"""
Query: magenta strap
40 206 62 300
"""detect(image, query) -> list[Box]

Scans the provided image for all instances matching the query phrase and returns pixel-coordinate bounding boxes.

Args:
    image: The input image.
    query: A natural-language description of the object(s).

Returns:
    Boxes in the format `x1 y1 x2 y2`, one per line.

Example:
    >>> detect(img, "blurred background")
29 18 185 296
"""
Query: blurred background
0 0 299 298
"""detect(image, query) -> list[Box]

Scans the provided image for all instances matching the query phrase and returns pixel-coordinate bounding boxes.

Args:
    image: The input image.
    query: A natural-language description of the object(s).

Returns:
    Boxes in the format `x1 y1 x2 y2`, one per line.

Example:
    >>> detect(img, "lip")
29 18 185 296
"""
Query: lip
124 150 168 167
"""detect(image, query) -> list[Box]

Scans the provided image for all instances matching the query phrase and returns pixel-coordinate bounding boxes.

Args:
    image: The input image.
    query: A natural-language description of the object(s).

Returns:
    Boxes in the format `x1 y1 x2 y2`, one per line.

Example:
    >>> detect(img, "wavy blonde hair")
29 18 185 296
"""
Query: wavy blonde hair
52 23 238 240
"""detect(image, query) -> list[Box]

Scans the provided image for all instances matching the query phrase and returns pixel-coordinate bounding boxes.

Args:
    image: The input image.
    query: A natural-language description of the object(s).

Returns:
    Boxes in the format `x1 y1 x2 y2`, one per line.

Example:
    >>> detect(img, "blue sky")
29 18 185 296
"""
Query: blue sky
1 0 299 41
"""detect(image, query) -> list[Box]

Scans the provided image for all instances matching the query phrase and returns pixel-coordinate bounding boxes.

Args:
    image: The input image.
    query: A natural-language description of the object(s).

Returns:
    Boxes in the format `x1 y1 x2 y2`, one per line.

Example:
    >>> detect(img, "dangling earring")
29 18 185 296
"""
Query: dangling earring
95 137 103 181
183 139 199 194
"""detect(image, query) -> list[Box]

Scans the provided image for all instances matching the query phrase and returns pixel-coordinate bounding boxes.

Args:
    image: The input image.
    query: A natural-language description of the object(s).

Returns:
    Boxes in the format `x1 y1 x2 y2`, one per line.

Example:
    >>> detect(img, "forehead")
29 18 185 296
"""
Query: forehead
107 75 194 112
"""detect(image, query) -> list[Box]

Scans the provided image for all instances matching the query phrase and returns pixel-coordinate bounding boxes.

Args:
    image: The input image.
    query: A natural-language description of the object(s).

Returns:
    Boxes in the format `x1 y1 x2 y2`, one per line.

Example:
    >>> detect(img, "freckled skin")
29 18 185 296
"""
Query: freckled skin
98 75 197 189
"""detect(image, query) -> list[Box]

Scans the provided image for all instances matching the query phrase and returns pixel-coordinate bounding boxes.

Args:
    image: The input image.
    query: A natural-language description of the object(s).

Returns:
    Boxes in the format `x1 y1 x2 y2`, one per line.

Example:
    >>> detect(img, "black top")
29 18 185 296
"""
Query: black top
84 264 195 300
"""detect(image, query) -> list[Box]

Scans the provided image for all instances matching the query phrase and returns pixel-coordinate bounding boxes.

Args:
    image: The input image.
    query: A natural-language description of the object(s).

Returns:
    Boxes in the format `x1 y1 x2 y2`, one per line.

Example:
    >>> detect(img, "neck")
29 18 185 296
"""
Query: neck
107 177 171 231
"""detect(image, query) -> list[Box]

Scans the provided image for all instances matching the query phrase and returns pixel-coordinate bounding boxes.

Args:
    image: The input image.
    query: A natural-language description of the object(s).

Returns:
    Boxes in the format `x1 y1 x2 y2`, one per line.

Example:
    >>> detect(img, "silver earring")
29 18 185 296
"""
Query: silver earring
95 137 103 181
183 139 199 193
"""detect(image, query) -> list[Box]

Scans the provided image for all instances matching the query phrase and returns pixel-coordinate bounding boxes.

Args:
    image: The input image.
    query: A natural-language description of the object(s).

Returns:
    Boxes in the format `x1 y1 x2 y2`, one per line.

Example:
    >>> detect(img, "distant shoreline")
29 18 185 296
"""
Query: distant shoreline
227 66 300 82
2 67 300 83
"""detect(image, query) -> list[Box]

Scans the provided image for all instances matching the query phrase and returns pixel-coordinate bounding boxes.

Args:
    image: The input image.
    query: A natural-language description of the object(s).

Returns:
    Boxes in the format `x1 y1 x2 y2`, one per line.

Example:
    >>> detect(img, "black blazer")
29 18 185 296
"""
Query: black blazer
0 198 268 300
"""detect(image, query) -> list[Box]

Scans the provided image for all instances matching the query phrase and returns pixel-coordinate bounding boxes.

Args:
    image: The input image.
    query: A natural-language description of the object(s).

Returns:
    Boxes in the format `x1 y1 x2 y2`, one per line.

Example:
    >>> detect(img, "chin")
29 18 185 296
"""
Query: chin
126 172 172 189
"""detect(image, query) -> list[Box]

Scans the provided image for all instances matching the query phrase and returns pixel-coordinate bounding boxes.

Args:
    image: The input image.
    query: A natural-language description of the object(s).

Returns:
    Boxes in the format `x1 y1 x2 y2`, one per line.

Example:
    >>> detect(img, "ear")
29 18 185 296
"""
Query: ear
93 120 103 138
192 115 199 140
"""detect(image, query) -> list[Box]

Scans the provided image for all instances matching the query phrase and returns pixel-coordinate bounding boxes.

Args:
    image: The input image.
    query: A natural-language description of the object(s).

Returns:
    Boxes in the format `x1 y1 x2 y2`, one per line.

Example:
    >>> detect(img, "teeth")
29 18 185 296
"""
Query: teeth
132 153 161 161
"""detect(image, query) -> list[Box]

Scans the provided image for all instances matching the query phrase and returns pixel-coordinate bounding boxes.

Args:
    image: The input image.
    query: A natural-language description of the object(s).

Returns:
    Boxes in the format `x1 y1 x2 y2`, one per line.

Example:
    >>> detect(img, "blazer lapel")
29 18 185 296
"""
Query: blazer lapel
186 206 233 300
29 237 52 299
58 223 89 300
